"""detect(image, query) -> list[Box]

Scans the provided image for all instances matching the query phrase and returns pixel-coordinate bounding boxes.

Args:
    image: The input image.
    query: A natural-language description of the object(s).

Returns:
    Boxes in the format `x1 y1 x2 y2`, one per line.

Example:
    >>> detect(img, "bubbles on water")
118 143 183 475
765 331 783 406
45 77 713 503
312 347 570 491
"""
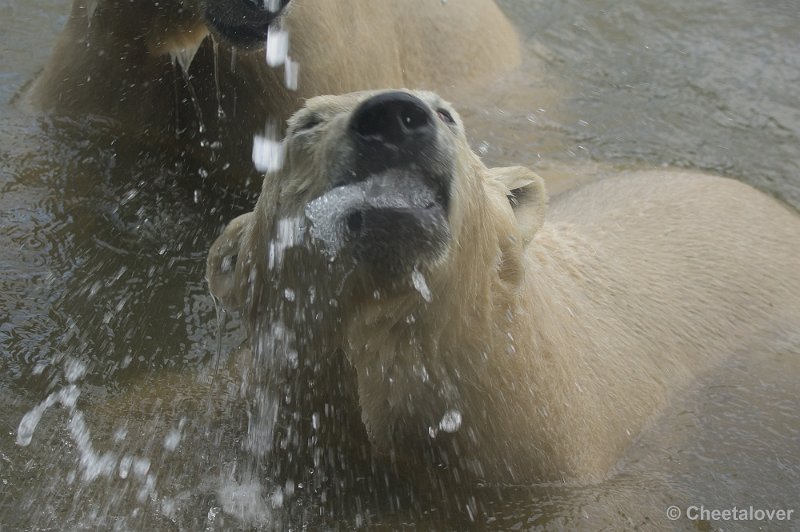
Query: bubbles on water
411 268 432 302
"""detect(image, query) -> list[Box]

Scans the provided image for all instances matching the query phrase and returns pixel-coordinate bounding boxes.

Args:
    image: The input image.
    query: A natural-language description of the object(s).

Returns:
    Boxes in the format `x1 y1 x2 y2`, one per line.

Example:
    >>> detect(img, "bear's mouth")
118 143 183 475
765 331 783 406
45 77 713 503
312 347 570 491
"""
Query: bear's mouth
305 169 450 275
204 0 291 49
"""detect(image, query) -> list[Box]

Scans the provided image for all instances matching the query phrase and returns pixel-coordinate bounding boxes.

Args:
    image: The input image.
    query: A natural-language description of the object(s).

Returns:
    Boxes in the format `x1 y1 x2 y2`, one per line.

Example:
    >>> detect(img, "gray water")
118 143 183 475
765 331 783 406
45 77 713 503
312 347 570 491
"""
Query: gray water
1 0 799 529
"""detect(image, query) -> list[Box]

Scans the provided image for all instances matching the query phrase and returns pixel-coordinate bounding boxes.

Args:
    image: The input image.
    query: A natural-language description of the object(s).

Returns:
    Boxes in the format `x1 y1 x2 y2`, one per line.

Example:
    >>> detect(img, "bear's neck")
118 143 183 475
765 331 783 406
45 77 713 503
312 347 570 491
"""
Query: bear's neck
341 200 546 472
342 216 648 482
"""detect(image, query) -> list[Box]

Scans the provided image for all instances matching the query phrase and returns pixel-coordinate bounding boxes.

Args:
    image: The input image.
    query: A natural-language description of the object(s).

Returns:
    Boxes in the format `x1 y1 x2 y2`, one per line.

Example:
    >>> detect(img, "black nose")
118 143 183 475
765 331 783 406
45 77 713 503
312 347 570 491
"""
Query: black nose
350 92 435 154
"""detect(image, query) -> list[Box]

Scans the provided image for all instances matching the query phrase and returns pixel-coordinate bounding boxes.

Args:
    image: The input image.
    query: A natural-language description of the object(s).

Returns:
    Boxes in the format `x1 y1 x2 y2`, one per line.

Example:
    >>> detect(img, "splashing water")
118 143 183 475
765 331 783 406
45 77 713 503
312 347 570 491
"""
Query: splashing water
16 358 163 496
216 481 273 525
169 39 205 76
427 408 463 439
265 27 289 67
439 409 462 433
263 0 285 11
267 216 306 271
252 121 284 173
263 20 298 91
284 57 299 91
306 171 440 257
85 0 98 21
411 268 432 303
305 185 367 257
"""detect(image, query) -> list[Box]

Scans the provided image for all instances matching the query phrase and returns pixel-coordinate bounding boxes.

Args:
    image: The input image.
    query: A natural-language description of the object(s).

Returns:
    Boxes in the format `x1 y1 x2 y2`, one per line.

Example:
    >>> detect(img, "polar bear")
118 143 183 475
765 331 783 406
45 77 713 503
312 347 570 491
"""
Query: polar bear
23 0 521 183
207 89 800 483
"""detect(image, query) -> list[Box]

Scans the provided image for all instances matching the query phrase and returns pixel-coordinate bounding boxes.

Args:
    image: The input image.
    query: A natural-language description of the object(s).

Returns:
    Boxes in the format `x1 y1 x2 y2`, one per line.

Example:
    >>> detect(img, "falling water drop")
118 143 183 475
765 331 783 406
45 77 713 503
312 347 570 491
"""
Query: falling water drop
411 268 433 302
211 37 226 119
252 121 285 173
265 27 289 67
439 409 462 433
284 57 299 90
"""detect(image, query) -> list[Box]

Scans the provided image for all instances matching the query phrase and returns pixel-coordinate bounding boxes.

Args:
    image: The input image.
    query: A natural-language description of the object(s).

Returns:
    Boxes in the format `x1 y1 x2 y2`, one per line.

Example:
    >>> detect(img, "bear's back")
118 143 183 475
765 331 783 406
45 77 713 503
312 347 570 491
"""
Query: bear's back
539 170 800 365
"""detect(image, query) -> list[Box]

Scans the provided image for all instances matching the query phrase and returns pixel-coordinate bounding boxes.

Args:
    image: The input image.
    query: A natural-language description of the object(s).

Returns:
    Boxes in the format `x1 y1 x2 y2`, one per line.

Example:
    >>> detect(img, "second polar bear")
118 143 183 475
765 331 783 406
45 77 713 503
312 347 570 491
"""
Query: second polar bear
208 90 800 482
23 0 521 184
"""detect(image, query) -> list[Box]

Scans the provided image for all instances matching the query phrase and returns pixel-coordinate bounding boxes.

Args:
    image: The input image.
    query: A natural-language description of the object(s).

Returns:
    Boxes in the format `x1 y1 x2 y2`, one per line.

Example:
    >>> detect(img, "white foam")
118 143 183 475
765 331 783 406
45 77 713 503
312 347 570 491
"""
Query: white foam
305 184 367 257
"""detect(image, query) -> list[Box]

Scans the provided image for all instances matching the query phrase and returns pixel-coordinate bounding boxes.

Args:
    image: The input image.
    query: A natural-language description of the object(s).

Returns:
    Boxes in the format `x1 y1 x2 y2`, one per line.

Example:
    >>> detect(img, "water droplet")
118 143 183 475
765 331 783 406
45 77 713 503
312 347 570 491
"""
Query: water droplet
266 217 305 270
164 428 181 451
16 394 57 446
119 455 133 479
252 132 284 173
113 427 127 442
284 57 299 90
411 268 432 302
439 409 462 433
132 457 151 479
265 27 289 67
169 39 204 75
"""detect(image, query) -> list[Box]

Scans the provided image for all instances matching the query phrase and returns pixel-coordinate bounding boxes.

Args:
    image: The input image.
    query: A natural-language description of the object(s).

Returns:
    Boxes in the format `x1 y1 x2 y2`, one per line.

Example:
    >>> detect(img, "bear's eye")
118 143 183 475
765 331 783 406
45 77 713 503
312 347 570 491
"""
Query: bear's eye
295 114 323 132
436 108 455 125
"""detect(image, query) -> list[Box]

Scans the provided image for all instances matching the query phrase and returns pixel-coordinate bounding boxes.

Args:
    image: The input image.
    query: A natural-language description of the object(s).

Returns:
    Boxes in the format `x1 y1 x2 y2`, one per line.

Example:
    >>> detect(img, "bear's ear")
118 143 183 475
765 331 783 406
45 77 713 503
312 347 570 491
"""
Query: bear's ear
206 213 253 310
488 166 548 242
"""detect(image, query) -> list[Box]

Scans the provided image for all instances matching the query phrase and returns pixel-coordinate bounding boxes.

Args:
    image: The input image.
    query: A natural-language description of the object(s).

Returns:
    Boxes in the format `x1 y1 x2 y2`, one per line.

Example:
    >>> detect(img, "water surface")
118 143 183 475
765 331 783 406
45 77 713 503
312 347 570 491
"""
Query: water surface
1 0 798 529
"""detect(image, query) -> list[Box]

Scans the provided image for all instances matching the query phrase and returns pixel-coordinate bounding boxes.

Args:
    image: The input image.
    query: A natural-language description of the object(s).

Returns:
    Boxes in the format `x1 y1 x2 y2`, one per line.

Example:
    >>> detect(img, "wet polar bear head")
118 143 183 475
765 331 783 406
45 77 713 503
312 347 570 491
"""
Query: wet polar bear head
208 89 547 480
209 89 543 312
210 89 800 484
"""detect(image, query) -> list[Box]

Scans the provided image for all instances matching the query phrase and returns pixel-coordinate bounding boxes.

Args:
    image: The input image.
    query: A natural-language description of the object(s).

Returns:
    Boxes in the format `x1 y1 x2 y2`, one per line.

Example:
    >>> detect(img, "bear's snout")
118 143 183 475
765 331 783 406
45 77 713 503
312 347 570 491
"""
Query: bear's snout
204 0 291 48
348 91 436 171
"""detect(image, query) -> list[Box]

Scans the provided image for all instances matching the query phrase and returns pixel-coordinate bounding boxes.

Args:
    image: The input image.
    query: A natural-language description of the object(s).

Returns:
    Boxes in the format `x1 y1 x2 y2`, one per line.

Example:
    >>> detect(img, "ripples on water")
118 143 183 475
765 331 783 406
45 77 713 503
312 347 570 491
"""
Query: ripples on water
1 0 799 529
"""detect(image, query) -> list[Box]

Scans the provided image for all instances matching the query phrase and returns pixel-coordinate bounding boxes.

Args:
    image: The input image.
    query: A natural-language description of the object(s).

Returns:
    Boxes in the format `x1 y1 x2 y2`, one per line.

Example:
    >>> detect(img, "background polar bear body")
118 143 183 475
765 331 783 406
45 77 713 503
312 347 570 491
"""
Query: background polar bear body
208 90 800 483
23 0 520 183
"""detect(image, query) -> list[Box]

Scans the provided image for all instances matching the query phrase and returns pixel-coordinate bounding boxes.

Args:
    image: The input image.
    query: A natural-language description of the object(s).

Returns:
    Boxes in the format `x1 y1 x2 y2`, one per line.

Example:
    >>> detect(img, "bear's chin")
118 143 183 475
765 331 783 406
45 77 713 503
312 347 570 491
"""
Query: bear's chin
347 204 450 283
